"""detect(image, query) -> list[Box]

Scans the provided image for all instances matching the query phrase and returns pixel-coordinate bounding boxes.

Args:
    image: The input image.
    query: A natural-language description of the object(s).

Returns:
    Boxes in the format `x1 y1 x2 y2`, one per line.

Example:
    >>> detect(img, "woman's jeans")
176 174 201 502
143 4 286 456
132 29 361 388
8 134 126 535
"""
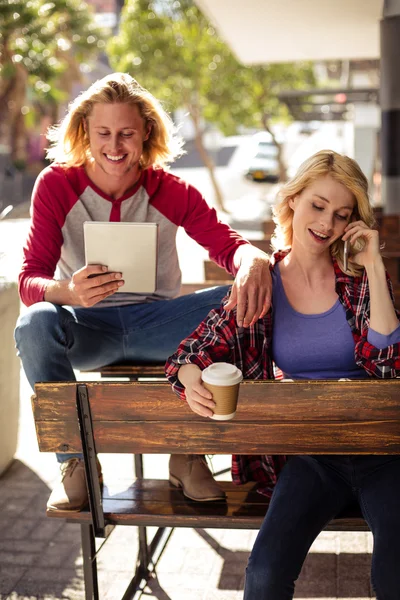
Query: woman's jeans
244 454 400 600
14 285 230 462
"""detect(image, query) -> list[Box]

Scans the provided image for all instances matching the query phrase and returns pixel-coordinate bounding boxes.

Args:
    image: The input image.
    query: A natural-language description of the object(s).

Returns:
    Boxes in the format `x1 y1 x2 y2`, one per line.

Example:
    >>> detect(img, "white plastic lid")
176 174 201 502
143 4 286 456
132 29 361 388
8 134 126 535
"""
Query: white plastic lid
201 362 243 386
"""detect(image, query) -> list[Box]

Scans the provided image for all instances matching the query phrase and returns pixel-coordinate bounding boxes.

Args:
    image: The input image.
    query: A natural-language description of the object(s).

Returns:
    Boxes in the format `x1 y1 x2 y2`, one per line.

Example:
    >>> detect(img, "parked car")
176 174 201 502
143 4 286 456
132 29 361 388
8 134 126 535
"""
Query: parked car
245 137 280 182
299 121 320 136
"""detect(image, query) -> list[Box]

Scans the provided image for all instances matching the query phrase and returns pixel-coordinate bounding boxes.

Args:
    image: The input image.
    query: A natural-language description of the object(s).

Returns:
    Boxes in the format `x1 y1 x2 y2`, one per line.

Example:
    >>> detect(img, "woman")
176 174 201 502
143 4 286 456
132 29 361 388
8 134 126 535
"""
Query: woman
166 150 400 599
14 72 272 512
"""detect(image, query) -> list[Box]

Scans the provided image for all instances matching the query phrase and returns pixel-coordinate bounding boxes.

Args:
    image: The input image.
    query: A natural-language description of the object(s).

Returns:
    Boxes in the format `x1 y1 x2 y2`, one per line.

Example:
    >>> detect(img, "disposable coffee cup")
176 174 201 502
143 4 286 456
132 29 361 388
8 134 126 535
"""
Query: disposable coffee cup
201 363 243 421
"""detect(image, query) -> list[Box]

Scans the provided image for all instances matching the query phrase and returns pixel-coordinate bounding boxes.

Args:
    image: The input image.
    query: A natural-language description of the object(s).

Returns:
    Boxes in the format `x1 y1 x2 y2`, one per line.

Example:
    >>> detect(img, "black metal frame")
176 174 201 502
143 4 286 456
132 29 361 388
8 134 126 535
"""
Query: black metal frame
76 383 173 600
76 384 105 537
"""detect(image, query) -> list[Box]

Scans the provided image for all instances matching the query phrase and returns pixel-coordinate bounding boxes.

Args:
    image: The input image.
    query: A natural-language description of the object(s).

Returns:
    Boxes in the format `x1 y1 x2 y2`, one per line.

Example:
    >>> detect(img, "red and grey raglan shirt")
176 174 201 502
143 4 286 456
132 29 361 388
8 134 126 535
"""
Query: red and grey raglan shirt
19 164 249 307
165 250 400 499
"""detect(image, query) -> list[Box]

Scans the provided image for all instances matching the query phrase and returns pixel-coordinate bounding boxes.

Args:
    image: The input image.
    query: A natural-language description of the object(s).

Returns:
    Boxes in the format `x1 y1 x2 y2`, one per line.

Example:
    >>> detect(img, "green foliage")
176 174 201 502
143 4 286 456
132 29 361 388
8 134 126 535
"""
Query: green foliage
230 63 316 133
0 0 106 101
108 0 315 136
108 0 238 115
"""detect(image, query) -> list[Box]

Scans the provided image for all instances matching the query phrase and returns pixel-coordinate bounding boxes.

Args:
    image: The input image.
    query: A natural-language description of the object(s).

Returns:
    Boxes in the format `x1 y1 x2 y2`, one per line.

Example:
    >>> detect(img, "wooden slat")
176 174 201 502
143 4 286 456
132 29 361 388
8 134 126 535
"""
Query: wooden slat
34 419 400 454
373 206 383 219
262 221 275 237
375 214 400 238
179 282 222 295
102 479 262 501
204 239 272 282
96 364 166 378
204 261 233 282
247 238 272 253
33 380 400 421
45 479 368 531
33 379 400 452
379 239 400 253
392 284 400 310
48 510 368 531
382 256 400 283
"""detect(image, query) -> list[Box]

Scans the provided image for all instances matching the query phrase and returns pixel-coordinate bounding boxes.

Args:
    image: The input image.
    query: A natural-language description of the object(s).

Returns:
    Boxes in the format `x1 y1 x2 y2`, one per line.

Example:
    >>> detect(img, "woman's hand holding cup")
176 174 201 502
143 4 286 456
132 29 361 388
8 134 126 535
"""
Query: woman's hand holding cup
178 362 243 420
178 364 216 417
201 363 243 420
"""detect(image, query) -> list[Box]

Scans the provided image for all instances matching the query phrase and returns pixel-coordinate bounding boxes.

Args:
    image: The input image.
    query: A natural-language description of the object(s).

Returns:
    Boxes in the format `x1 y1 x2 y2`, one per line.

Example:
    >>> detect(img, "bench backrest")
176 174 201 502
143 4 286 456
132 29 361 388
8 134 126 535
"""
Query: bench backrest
32 379 400 456
204 238 272 282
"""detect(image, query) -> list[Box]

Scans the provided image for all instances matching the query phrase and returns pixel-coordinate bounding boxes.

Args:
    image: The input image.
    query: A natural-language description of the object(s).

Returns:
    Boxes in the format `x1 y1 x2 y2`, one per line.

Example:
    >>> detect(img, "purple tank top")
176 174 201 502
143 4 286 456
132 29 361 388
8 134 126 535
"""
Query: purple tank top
272 265 371 380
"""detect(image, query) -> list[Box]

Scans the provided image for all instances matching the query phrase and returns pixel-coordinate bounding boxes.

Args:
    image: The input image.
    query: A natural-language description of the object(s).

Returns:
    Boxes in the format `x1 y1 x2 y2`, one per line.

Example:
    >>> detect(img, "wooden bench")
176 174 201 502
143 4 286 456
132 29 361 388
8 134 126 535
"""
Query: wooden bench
262 220 276 237
203 262 234 282
32 378 400 600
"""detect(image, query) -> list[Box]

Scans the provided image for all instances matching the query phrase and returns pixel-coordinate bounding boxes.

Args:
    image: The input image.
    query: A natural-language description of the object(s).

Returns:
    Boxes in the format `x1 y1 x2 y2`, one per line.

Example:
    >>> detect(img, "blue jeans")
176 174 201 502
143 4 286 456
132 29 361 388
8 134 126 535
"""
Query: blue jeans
244 455 400 600
15 286 230 462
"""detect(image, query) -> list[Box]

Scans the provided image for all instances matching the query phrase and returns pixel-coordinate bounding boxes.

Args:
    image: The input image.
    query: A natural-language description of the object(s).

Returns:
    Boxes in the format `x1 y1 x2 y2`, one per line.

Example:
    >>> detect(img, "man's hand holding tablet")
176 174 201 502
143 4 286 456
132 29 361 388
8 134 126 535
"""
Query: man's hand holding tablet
83 222 158 295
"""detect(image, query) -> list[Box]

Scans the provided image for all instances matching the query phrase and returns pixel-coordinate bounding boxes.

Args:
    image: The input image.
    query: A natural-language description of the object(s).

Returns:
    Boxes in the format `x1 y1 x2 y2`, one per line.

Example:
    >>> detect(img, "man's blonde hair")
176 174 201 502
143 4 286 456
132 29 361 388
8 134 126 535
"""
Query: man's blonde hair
271 150 375 276
46 72 183 169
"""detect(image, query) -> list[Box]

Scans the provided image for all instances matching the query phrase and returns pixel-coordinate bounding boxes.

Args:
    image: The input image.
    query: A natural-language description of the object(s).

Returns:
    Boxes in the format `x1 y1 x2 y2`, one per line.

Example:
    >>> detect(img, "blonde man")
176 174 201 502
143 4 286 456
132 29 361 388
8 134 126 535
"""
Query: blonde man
15 73 272 511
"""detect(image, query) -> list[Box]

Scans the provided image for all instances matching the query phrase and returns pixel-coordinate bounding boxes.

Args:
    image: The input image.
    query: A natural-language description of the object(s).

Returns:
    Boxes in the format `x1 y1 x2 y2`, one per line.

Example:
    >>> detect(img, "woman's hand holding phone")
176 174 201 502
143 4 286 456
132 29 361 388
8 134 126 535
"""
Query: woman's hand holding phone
345 219 400 336
342 220 381 270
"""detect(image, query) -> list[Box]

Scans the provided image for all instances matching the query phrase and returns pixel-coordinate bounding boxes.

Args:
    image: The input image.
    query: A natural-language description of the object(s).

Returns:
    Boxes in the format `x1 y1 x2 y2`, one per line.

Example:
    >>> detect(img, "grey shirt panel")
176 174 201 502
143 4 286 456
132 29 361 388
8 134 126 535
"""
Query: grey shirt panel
59 185 181 307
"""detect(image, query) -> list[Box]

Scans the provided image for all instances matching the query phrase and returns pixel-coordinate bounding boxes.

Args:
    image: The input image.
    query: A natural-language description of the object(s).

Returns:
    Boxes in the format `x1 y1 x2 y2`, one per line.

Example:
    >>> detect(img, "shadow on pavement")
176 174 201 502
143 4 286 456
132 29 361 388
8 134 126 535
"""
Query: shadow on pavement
0 459 83 599
0 461 374 599
144 576 173 600
196 528 373 597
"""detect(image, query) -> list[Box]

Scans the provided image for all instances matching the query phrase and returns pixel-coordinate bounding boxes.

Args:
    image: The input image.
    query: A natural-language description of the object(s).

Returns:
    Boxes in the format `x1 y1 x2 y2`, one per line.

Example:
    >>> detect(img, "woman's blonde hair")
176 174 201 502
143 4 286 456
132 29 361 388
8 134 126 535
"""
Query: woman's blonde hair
46 72 183 169
272 150 375 276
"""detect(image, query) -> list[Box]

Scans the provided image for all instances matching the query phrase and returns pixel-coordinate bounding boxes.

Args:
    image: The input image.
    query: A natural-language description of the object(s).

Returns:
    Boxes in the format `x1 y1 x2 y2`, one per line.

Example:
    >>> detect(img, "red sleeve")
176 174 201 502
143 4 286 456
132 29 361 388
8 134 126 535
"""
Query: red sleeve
18 166 78 306
148 170 249 275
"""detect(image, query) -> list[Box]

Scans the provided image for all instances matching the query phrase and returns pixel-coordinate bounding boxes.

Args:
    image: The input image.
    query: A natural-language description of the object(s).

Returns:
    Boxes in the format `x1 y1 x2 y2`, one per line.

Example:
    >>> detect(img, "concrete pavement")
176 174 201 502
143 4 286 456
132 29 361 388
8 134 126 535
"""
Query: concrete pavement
0 443 376 599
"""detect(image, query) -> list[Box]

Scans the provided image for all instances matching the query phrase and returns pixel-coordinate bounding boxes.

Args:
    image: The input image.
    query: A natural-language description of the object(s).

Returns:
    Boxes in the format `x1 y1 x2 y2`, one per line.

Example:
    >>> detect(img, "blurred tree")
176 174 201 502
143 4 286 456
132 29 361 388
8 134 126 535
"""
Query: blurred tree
0 0 106 167
109 0 315 208
221 64 316 181
108 0 237 212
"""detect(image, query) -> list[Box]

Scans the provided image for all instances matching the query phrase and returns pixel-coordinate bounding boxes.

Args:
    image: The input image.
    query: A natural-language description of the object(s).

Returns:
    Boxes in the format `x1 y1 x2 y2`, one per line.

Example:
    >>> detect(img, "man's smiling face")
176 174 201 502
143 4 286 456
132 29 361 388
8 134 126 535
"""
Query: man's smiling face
85 102 150 179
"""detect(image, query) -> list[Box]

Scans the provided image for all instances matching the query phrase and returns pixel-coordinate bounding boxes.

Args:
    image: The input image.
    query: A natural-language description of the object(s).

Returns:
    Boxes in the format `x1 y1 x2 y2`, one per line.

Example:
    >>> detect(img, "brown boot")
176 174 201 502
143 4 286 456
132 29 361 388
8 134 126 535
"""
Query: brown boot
47 457 102 512
169 454 226 501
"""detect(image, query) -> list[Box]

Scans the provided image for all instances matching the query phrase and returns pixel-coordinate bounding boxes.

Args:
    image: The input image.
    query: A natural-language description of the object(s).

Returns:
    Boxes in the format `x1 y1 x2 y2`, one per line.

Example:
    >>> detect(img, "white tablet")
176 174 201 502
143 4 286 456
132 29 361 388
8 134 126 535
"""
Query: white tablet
83 222 158 294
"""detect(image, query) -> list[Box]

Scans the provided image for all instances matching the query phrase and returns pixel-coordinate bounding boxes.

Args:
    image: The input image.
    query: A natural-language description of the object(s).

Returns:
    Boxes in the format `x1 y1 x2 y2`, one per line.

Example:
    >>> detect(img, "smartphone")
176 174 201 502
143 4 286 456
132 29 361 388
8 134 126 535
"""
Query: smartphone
343 240 349 272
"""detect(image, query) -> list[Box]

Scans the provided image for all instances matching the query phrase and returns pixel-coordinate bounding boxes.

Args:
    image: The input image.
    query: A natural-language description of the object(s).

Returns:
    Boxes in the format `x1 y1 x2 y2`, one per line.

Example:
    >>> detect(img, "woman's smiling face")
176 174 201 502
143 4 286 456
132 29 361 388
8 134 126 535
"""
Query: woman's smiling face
289 174 355 254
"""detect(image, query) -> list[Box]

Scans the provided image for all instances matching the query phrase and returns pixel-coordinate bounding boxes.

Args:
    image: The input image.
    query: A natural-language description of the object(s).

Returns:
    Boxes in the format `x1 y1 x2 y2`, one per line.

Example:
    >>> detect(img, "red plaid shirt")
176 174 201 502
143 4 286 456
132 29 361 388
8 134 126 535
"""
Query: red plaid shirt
165 250 400 499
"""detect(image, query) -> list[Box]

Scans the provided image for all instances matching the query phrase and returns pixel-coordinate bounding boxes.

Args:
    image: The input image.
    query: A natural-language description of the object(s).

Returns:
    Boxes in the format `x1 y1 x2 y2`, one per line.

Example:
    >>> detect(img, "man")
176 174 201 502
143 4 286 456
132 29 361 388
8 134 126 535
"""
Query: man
15 72 272 511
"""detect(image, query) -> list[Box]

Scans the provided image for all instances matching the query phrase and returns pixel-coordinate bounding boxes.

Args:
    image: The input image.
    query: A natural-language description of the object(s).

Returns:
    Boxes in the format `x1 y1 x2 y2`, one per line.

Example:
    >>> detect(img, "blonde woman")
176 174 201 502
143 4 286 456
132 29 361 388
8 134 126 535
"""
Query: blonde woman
15 73 272 511
166 150 400 598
